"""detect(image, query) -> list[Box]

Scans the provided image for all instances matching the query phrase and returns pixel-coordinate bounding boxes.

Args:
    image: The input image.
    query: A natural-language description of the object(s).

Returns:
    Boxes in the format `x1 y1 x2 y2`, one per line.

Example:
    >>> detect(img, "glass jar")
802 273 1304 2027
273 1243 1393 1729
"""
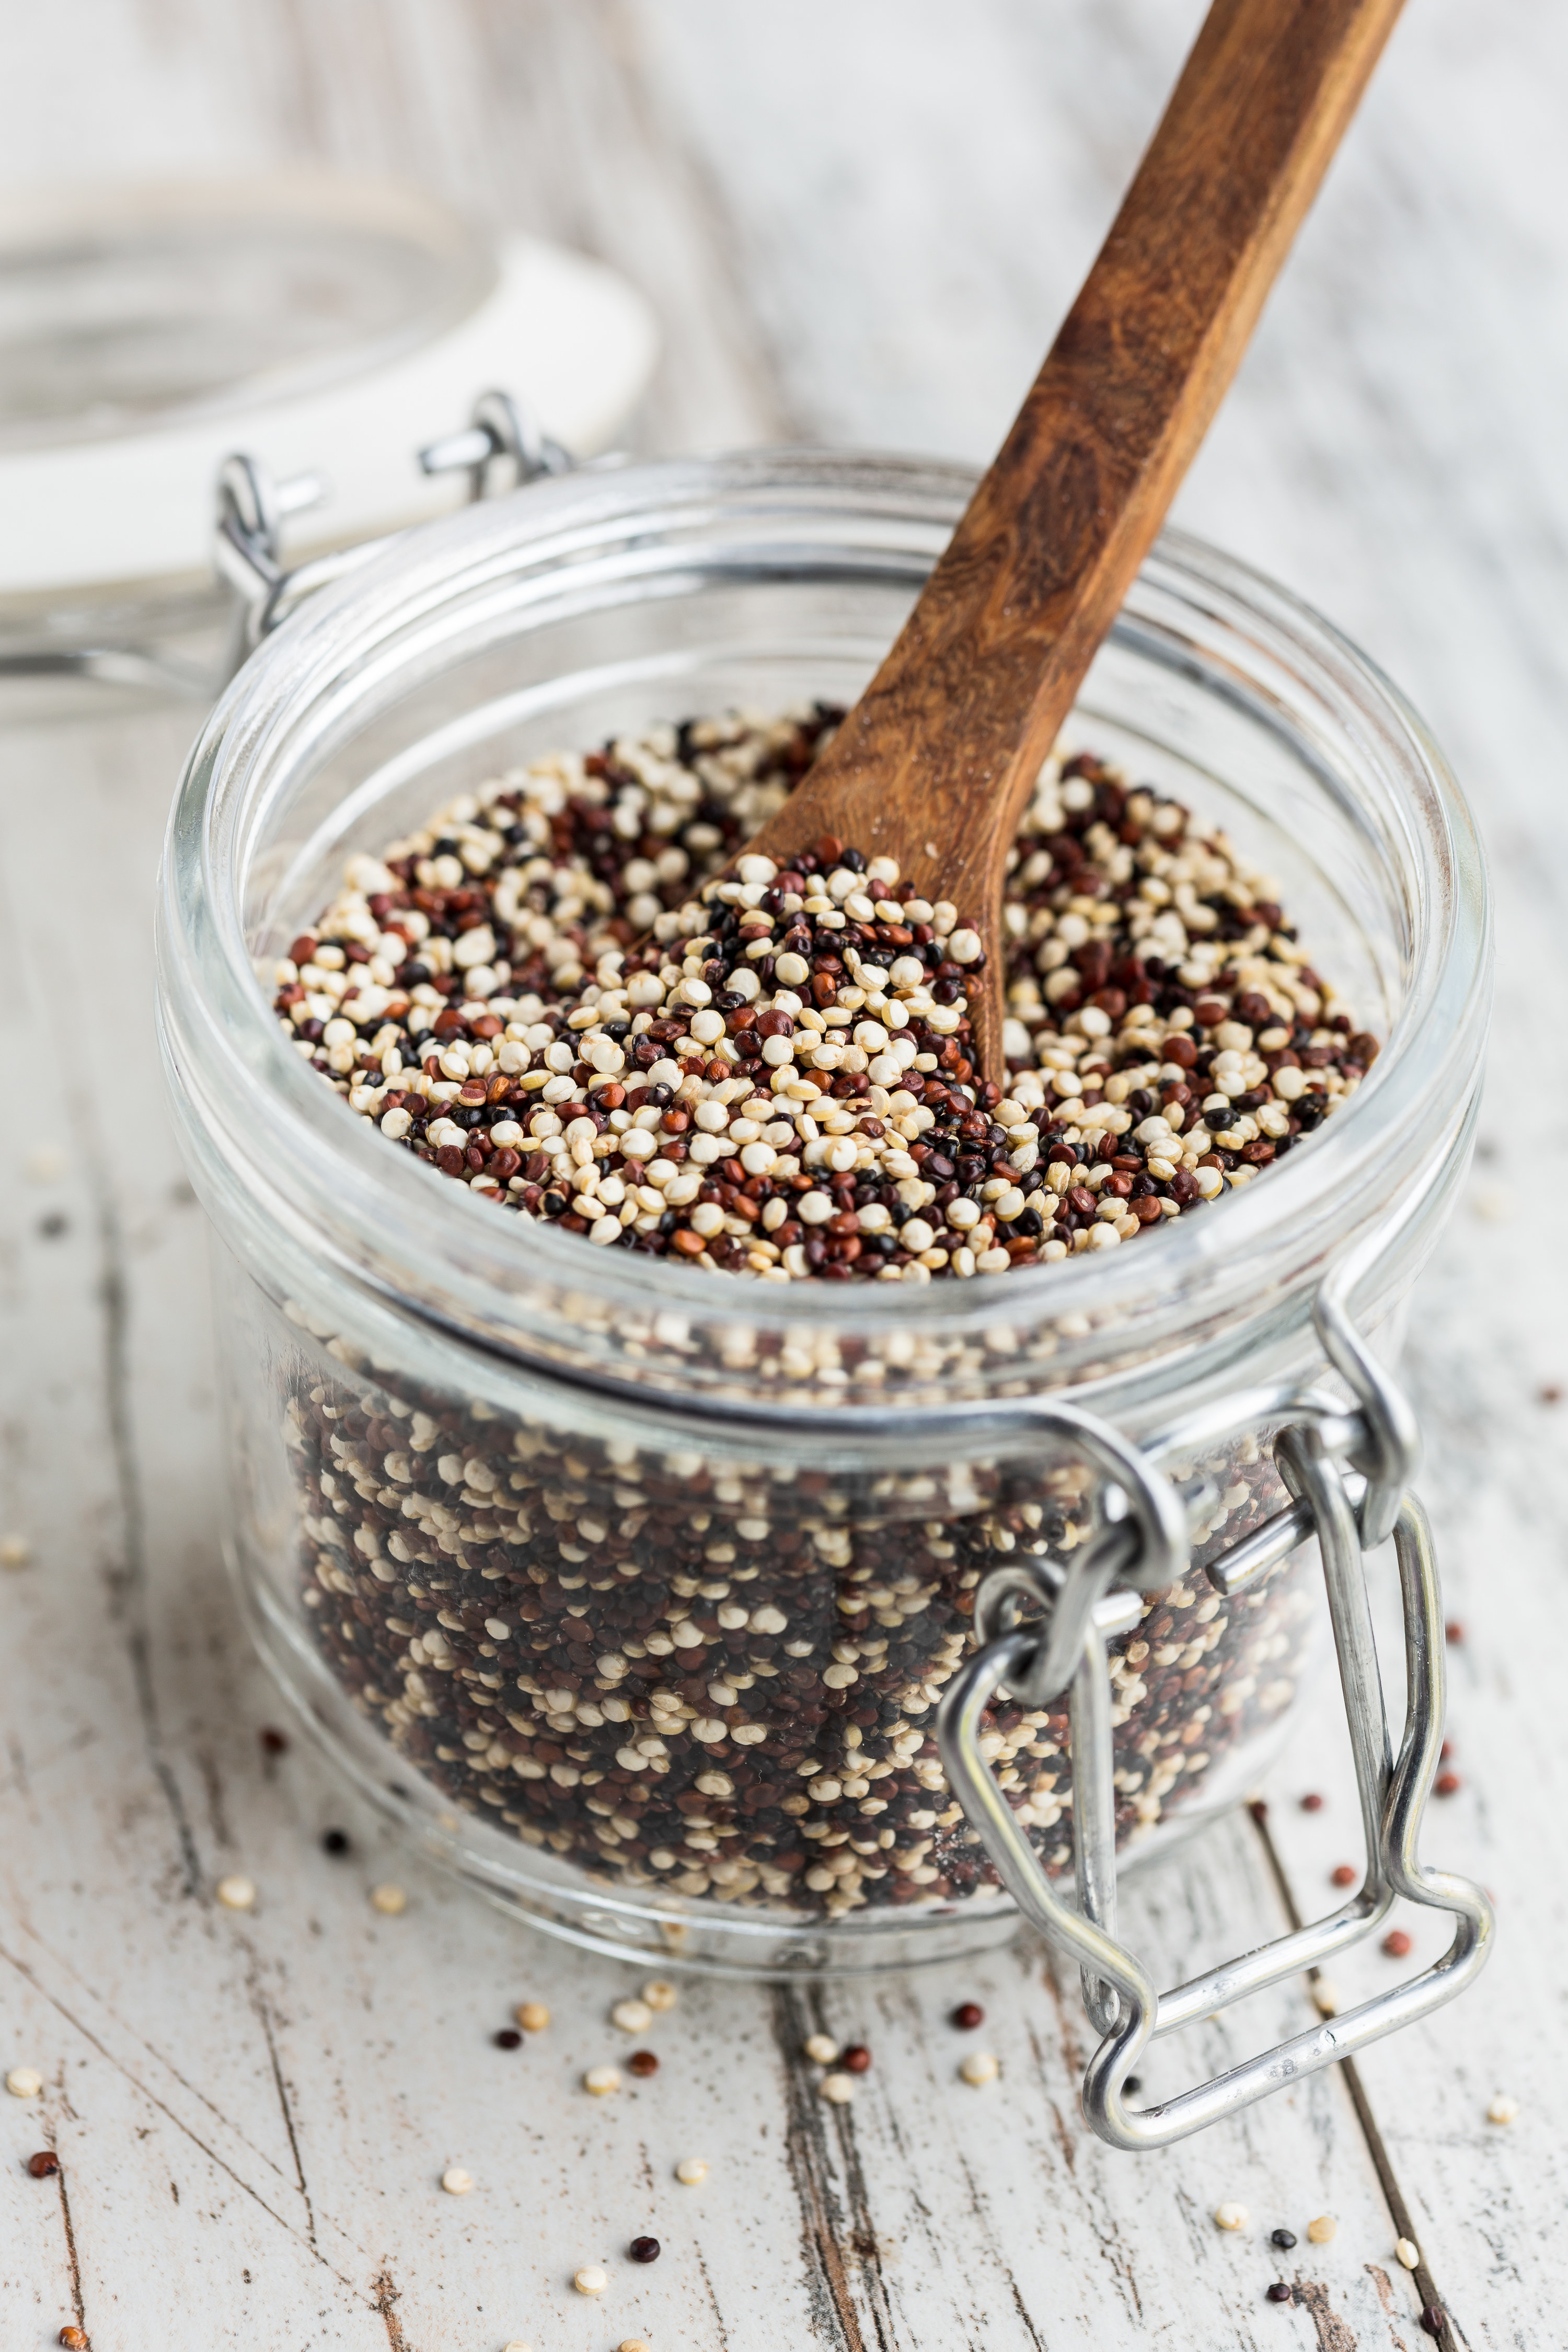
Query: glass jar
156 450 1488 1978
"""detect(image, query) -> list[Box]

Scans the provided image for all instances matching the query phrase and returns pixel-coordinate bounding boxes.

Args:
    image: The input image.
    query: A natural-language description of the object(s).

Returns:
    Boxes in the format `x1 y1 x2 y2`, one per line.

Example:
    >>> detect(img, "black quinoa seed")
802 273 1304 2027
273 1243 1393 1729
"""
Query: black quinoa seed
1266 2282 1293 2304
630 2235 661 2263
321 1827 351 1855
1270 2229 1297 2250
494 2027 522 2049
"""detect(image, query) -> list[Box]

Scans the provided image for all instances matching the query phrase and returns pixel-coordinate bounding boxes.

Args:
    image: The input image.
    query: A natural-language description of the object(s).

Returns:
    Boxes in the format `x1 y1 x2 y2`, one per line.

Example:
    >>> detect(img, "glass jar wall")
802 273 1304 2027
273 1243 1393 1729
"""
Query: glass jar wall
157 453 1488 1972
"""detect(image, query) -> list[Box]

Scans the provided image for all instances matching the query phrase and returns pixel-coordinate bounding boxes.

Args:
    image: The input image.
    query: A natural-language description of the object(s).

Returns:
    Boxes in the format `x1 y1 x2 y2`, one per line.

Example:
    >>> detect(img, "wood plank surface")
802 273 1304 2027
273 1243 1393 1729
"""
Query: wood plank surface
4 4 1568 2348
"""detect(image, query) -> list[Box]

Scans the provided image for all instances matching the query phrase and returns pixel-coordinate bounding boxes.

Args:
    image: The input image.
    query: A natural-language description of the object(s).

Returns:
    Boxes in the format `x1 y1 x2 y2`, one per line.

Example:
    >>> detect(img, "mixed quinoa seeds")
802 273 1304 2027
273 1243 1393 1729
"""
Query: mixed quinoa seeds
289 1287 1316 1916
278 710 1363 1916
274 713 1377 1282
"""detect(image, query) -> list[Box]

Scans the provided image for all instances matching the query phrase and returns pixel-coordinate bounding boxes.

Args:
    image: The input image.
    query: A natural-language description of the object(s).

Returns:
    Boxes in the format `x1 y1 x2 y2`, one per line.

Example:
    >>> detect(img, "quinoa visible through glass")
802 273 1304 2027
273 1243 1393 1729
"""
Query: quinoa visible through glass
275 711 1364 1919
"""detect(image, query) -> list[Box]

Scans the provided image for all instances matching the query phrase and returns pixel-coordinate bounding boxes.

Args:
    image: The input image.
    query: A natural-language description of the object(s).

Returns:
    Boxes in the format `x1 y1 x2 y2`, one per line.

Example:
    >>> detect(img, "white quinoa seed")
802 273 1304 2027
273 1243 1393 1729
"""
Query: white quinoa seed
676 2157 709 2184
215 1874 257 1911
515 2002 550 2032
803 2033 840 2064
612 1998 653 2034
1396 2238 1421 2269
642 1979 678 2011
618 2339 653 2352
819 2072 856 2104
370 1883 407 1916
1213 2203 1249 2232
6 2067 43 2097
959 2051 999 2088
441 2166 473 2195
24 1144 70 1183
1487 2094 1519 2125
1306 2215 1336 2244
573 2265 609 2296
584 2066 622 2096
0 1534 30 1568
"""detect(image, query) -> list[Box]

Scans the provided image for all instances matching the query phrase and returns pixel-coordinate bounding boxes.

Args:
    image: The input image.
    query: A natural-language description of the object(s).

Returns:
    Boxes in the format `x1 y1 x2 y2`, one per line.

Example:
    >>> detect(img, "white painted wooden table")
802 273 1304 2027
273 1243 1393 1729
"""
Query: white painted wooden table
4 6 1568 2347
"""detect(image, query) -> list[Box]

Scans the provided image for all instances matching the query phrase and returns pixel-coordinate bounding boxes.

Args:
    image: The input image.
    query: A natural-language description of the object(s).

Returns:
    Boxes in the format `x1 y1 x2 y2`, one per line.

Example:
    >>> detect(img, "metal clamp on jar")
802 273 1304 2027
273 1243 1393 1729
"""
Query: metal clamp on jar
214 387 577 683
939 1221 1493 2151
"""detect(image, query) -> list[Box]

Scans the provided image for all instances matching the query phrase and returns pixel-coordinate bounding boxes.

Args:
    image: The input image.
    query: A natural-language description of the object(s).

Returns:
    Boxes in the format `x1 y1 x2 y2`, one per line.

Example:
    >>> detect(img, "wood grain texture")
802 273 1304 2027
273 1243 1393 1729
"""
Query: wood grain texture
3 1 1568 2346
748 0 1408 1073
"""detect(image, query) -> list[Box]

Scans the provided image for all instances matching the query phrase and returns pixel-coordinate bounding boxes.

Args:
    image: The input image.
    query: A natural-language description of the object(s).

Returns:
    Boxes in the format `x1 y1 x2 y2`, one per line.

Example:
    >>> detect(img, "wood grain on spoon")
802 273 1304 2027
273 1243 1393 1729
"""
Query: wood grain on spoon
744 0 1406 1077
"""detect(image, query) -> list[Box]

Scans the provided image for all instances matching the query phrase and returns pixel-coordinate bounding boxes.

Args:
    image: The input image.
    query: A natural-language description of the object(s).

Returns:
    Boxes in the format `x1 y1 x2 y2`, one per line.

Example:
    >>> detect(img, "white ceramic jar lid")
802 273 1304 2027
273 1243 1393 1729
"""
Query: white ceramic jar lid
0 173 658 604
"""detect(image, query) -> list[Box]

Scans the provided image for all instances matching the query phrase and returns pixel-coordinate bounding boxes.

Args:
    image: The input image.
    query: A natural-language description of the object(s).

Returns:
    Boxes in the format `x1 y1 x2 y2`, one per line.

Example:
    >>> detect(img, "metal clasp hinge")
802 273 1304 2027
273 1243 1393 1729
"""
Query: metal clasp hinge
214 387 575 683
937 1281 1494 2152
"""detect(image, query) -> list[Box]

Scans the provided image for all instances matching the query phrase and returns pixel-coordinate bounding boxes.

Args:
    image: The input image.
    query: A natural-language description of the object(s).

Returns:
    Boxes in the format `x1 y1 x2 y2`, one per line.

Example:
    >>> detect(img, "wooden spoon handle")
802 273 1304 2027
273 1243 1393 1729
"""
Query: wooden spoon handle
759 0 1405 928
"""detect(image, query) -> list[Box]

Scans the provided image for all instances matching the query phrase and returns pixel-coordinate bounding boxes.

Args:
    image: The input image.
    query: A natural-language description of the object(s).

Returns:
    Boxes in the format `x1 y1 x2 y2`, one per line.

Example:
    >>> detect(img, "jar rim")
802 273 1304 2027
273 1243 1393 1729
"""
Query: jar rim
157 448 1490 1421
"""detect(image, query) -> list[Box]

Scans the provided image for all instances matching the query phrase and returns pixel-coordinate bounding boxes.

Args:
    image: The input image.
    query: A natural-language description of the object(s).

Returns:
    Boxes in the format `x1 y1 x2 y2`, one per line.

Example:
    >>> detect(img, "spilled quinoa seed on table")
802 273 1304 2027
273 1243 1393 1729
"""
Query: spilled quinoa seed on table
273 710 1378 1282
277 709 1364 1915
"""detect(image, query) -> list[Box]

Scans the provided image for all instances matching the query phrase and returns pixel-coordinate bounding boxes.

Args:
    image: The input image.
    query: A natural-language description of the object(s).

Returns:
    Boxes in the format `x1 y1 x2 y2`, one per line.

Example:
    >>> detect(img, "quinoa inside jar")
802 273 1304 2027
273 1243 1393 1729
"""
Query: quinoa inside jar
158 453 1487 1971
279 711 1370 1278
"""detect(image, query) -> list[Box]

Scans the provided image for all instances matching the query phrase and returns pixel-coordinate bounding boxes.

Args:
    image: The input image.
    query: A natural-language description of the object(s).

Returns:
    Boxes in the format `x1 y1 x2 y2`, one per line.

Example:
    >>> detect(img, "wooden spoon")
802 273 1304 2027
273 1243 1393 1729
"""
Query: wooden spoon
743 0 1406 1078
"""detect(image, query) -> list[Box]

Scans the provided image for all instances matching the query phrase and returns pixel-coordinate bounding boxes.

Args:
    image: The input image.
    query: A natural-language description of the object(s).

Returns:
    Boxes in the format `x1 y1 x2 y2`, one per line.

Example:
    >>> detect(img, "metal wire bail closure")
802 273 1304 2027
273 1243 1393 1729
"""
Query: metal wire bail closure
937 1278 1494 2152
214 387 577 679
